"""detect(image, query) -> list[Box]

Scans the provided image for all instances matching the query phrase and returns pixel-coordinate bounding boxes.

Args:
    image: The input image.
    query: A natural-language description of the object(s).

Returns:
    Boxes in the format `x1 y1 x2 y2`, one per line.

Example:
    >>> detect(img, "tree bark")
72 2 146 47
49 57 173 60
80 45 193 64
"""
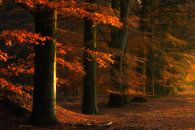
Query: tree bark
138 0 156 95
31 8 57 125
108 0 130 107
82 0 98 113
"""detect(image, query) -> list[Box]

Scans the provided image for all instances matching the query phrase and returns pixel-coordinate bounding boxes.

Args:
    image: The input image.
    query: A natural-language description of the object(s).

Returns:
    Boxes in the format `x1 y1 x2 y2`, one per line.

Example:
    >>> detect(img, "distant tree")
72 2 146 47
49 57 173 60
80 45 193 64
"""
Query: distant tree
108 0 130 107
138 0 191 95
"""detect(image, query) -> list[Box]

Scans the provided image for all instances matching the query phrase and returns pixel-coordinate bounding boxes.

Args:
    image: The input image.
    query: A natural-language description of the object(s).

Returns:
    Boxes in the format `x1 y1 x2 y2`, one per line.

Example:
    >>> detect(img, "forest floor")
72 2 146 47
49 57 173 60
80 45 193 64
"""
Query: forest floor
0 84 194 130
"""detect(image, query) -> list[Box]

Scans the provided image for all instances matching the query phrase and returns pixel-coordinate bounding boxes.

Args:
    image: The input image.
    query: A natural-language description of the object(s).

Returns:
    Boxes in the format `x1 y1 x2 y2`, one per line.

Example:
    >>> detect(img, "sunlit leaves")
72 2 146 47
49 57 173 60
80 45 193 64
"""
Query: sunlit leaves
57 42 77 56
15 0 122 28
0 0 122 99
57 57 85 75
0 51 8 62
85 49 114 68
0 30 48 46
56 78 70 87
165 33 187 47
0 78 31 98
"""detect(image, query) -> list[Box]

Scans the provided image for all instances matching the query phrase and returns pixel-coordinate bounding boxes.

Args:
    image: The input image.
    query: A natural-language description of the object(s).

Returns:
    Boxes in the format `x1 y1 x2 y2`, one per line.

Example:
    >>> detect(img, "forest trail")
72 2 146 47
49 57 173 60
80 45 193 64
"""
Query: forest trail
57 85 195 130
0 90 194 129
108 63 195 129
105 88 195 129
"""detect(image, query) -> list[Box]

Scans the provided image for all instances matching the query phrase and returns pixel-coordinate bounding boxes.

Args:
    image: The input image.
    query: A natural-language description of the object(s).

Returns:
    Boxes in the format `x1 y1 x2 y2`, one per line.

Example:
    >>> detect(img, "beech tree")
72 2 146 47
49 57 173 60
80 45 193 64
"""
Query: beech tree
82 0 121 114
31 7 57 125
108 0 130 107
0 0 122 122
138 0 156 95
82 0 98 114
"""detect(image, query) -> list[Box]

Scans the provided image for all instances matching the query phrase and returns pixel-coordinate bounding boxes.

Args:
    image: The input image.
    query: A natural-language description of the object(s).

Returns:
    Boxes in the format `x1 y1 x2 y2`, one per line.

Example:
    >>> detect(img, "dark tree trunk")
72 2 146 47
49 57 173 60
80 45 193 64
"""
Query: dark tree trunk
145 48 155 95
31 8 57 126
138 0 156 95
110 0 123 92
82 0 98 114
119 0 130 51
108 0 130 107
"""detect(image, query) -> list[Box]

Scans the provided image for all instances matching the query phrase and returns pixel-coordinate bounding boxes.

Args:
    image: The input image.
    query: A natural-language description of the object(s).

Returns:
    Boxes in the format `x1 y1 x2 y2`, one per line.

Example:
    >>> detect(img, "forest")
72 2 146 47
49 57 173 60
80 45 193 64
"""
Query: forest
0 0 195 129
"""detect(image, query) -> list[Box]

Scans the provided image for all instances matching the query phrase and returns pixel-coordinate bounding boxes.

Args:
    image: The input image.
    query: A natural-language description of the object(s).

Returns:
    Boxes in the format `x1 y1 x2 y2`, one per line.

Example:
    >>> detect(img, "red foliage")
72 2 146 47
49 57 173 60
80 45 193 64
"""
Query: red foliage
15 0 122 28
84 48 114 68
0 30 48 46
0 50 8 62
0 78 31 98
57 57 85 75
0 0 122 98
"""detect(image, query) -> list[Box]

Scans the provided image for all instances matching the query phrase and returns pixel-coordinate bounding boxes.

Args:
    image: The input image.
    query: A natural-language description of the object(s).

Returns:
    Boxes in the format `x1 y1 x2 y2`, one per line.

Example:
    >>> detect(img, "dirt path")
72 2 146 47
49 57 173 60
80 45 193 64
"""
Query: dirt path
105 87 195 129
0 78 194 130
0 76 194 130
57 85 195 130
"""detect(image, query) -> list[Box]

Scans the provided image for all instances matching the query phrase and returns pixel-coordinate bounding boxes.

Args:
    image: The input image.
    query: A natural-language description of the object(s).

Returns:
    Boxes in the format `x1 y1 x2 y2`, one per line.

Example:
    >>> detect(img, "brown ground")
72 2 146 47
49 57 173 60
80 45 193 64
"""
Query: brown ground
0 84 194 130
58 86 195 130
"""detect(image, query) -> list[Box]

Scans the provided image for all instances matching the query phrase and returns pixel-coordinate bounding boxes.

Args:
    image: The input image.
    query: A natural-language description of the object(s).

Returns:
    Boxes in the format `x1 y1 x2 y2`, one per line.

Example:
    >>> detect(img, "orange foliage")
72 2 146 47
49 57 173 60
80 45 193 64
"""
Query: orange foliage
0 29 115 72
0 78 31 98
0 50 8 62
56 42 77 56
0 30 48 46
56 78 70 87
0 0 122 96
57 57 84 75
7 65 34 76
0 30 117 94
85 49 114 68
15 0 122 28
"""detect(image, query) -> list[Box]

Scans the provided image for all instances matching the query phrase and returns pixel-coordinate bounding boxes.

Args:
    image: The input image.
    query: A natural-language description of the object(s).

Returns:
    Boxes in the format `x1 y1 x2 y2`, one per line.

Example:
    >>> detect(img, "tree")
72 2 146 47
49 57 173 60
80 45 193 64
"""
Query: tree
82 0 98 114
81 0 122 113
0 0 121 119
31 7 57 125
108 0 130 107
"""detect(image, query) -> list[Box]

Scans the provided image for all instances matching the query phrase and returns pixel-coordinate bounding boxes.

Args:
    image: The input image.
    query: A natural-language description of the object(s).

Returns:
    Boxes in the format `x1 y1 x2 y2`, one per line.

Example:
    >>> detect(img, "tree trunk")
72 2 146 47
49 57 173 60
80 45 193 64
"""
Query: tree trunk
138 0 157 95
108 0 130 107
31 8 57 125
82 12 98 114
110 0 121 91
145 48 155 95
